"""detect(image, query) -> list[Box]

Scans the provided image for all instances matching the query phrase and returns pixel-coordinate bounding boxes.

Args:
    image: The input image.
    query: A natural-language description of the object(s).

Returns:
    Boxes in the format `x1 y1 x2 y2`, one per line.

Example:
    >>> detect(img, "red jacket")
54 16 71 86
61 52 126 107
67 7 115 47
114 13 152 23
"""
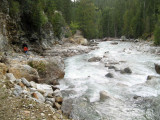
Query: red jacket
24 47 28 51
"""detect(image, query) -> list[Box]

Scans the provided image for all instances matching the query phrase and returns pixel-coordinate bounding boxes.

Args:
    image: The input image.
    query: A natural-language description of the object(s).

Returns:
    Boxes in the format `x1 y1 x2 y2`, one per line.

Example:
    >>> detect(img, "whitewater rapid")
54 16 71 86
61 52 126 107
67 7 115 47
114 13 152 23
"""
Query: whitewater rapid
59 41 160 120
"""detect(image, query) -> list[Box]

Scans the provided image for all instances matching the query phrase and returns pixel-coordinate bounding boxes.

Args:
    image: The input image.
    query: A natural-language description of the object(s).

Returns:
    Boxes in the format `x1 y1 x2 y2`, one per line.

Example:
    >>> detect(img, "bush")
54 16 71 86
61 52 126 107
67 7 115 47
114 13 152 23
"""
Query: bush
70 21 79 34
9 0 20 18
154 26 160 45
51 12 66 38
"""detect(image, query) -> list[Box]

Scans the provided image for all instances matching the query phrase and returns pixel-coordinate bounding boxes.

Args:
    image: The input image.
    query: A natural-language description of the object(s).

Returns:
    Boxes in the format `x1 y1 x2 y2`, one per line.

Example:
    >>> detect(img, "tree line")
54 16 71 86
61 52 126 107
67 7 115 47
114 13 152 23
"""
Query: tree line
8 0 160 45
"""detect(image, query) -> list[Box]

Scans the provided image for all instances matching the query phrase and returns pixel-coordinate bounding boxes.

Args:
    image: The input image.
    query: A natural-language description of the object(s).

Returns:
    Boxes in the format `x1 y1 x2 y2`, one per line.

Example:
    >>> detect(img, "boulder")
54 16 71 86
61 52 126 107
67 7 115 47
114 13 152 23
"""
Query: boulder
155 64 160 74
100 91 110 101
120 67 132 74
105 73 114 78
21 78 31 87
46 97 55 103
88 57 102 62
9 64 39 82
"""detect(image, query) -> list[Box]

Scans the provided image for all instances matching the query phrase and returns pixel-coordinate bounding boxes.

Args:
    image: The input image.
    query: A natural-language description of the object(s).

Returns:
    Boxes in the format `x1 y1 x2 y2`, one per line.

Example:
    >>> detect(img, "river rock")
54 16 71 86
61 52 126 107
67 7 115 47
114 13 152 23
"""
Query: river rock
21 78 31 87
105 73 114 78
30 81 37 88
6 73 16 82
55 97 63 103
155 64 160 74
111 42 118 45
120 67 132 74
53 89 62 97
9 64 39 82
62 98 73 117
32 92 45 102
54 102 61 110
13 85 23 96
147 75 160 80
100 91 110 101
88 57 102 62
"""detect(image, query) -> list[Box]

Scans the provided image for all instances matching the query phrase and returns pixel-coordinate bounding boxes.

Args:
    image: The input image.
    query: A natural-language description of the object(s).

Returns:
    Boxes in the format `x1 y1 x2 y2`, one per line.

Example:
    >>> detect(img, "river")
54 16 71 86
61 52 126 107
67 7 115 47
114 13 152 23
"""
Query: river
59 41 160 120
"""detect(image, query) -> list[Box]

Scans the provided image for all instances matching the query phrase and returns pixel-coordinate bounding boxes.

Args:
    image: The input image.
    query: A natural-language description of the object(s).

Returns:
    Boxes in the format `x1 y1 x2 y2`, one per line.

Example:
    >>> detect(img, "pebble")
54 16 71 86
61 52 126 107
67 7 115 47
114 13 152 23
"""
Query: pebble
41 113 45 116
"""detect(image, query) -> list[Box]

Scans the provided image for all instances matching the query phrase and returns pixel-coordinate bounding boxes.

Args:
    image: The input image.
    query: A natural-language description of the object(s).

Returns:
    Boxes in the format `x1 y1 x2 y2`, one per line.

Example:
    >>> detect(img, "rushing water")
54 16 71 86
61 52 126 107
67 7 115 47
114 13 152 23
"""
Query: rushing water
59 41 160 120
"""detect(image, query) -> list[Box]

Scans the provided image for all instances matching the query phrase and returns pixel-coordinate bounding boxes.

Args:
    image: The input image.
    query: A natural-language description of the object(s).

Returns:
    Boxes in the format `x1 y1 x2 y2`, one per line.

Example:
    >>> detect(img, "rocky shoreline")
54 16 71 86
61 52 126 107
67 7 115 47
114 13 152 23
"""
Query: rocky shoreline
0 38 98 120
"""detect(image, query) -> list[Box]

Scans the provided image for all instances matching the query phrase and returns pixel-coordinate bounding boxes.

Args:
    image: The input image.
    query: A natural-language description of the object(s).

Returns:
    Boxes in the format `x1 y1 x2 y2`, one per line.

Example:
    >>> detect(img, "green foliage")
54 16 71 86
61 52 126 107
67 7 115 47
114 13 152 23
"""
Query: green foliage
9 0 20 18
51 12 66 38
76 0 98 39
154 26 160 45
70 21 79 34
28 60 46 73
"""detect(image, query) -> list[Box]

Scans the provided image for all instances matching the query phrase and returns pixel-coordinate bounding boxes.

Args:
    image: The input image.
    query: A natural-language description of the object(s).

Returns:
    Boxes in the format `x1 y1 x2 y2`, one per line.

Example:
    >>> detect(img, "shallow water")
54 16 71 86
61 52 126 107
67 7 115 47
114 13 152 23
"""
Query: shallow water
59 41 160 120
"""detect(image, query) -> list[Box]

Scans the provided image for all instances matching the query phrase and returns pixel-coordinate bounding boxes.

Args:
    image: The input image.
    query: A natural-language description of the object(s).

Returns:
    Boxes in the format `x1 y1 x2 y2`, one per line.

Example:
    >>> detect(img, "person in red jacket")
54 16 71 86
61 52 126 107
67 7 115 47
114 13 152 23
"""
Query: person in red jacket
23 43 28 54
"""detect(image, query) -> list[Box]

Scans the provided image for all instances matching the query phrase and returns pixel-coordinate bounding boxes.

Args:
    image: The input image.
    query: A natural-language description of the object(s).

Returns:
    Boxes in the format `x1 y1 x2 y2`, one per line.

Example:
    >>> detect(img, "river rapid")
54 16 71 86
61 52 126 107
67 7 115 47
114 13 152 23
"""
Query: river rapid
59 40 160 120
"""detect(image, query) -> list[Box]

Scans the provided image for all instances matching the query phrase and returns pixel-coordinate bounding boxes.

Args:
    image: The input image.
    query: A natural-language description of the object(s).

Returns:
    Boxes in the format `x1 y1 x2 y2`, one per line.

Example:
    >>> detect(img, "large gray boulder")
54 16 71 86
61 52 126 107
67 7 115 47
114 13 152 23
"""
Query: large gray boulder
155 64 160 74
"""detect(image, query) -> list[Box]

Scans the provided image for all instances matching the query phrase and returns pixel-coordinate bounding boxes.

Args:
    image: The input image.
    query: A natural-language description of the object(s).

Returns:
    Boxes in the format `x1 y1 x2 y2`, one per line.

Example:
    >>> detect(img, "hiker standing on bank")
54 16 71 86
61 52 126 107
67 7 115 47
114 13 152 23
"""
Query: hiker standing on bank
23 43 28 54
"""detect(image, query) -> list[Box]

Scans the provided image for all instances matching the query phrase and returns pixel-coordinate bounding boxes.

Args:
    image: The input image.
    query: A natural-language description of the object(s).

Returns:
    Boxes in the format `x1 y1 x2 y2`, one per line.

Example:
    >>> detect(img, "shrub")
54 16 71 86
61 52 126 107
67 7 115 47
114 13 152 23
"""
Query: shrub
9 0 20 18
154 26 160 45
70 21 79 34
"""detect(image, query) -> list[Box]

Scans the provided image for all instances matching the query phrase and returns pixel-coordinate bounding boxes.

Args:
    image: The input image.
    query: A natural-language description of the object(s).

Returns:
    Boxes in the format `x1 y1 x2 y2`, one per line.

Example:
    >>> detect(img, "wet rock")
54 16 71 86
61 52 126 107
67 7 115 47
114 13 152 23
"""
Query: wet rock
111 42 118 45
108 66 116 70
120 67 132 74
45 101 53 106
62 98 73 117
88 57 102 62
9 64 39 82
155 64 160 74
105 73 114 78
100 91 110 101
6 73 16 82
133 95 141 99
147 75 160 80
21 78 31 87
51 86 60 91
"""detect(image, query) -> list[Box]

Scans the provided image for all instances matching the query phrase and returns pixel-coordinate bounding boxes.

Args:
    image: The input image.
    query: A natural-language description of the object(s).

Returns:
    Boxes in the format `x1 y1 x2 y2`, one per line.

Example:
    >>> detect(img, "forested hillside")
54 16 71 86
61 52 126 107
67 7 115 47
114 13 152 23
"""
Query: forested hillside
8 0 160 45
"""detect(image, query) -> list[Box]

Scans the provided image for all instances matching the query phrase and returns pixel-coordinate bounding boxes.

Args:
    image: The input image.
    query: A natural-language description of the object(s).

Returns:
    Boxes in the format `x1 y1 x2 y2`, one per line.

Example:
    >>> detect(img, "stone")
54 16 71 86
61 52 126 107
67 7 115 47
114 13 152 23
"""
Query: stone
9 64 39 82
61 99 73 117
54 102 61 110
53 89 62 97
155 64 160 74
30 81 37 88
46 97 55 103
6 73 16 82
120 67 132 74
111 42 118 45
55 97 63 103
30 88 37 92
13 85 23 96
88 57 102 62
105 73 114 78
21 78 31 87
18 82 25 88
32 92 45 102
100 91 110 101
45 101 53 106
147 75 160 80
